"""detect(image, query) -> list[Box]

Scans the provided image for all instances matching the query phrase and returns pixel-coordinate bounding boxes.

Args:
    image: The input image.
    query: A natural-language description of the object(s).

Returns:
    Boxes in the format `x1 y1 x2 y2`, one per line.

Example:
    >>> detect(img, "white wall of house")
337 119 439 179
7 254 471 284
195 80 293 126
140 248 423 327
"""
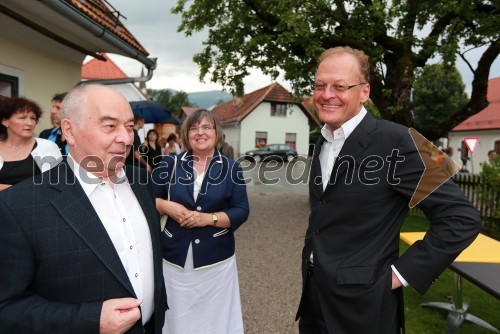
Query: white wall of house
0 35 82 135
448 129 500 174
238 102 310 156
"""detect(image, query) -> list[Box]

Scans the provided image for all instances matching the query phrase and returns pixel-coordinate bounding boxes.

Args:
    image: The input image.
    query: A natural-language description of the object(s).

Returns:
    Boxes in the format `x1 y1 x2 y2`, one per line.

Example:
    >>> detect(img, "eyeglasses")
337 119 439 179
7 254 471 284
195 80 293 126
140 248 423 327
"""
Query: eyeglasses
189 125 215 133
313 82 367 92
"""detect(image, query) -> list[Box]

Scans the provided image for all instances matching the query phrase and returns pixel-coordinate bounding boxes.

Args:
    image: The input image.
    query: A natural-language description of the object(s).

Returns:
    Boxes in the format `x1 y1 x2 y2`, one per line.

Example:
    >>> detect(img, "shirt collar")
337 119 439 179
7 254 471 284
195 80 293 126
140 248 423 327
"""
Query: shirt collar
321 106 367 143
67 154 127 197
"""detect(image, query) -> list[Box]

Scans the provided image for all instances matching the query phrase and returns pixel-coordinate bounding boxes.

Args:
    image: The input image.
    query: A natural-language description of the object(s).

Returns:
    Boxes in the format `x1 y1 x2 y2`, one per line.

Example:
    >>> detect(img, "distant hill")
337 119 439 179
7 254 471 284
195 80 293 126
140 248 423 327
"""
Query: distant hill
187 90 233 108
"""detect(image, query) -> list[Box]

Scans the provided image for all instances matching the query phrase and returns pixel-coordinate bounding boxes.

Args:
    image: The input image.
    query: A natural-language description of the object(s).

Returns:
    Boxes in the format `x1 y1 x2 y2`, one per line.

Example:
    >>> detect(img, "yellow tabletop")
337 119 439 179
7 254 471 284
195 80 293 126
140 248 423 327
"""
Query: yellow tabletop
400 232 500 263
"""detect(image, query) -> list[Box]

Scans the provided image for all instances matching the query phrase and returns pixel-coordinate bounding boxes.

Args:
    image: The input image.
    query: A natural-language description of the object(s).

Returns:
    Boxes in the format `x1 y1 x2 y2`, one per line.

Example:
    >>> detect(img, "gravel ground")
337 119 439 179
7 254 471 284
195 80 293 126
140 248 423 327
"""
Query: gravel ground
236 187 310 334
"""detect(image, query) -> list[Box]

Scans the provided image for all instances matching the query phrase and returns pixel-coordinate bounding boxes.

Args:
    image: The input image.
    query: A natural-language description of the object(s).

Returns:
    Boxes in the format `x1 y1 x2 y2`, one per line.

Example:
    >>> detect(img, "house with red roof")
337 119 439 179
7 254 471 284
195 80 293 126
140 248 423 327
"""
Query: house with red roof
448 77 500 173
179 107 203 122
82 53 147 102
211 83 320 157
0 0 154 134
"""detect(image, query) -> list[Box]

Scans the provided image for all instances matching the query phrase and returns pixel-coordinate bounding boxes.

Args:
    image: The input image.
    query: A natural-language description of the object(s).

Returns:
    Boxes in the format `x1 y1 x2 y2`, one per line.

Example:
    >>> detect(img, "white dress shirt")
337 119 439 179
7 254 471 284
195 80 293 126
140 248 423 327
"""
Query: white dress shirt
319 107 367 190
68 156 155 323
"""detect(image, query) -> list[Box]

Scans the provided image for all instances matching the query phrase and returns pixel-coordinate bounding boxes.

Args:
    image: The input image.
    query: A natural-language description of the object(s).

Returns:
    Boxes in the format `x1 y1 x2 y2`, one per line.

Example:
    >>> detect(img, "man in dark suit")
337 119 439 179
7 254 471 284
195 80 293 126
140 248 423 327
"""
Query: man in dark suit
0 85 166 333
39 92 68 155
295 47 482 333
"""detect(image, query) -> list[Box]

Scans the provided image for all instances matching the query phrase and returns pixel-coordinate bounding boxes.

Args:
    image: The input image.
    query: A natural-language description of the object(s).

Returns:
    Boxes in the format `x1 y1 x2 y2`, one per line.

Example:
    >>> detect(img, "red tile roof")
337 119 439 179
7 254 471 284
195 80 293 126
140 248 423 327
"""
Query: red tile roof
66 0 148 55
452 77 500 131
212 83 320 126
82 53 128 79
180 107 202 119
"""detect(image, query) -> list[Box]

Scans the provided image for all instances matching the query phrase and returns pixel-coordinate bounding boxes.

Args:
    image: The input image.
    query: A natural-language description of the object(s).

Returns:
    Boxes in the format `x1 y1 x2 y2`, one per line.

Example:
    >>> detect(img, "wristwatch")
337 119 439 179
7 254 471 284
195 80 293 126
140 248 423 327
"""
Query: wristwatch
212 213 218 226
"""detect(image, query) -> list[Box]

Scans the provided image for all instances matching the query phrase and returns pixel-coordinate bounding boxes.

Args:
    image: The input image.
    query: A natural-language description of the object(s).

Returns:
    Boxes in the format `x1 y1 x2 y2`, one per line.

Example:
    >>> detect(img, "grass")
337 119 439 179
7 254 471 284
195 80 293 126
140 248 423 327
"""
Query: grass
401 215 500 333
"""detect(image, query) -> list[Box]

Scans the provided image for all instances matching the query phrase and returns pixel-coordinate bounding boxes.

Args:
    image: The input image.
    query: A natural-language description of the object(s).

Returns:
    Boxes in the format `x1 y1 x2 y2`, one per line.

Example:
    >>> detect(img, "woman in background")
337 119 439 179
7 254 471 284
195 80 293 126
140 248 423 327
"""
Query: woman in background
140 128 162 170
163 133 178 156
153 109 249 334
0 96 61 190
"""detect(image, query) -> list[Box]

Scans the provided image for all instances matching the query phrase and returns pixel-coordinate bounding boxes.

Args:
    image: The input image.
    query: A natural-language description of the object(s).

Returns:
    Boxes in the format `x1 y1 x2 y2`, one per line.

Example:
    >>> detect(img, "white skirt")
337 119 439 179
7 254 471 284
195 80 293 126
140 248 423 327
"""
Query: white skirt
162 244 244 334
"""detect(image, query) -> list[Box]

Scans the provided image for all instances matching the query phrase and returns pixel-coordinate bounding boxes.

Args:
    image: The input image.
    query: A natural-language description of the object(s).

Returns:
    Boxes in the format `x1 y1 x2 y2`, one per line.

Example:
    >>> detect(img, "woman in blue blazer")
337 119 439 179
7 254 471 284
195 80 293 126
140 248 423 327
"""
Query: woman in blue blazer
152 109 249 334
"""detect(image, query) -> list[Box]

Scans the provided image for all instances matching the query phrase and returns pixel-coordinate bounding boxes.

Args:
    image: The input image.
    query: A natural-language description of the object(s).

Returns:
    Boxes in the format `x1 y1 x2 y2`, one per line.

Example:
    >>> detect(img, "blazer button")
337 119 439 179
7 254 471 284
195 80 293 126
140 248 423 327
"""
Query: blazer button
194 239 200 244
319 200 325 204
196 206 202 211
313 230 319 235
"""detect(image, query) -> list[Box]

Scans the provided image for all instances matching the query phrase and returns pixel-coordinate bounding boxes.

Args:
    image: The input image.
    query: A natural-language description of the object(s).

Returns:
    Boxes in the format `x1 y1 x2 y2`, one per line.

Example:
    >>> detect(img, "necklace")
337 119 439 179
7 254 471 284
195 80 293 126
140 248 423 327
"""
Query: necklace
194 160 207 166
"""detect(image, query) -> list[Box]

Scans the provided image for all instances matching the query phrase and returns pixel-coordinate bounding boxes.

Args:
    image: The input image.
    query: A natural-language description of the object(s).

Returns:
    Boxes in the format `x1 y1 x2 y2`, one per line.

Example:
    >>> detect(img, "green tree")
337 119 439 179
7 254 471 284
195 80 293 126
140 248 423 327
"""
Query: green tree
172 0 499 134
412 63 468 139
146 88 194 116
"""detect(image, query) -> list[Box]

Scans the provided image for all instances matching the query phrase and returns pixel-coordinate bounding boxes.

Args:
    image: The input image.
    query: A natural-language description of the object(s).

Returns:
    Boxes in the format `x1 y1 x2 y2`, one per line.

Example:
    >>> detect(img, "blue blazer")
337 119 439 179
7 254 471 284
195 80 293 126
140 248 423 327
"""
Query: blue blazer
152 151 249 269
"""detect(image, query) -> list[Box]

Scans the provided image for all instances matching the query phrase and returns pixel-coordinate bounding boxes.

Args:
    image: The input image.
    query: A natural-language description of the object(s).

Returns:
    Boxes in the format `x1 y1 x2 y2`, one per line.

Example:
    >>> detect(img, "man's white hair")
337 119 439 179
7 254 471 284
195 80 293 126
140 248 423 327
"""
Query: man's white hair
61 84 91 127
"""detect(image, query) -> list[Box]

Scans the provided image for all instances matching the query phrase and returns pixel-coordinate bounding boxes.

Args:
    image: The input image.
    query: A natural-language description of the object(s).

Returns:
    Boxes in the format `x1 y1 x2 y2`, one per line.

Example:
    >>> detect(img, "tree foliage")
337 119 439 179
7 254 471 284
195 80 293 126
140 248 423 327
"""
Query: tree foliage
172 0 499 134
146 88 195 116
412 63 468 139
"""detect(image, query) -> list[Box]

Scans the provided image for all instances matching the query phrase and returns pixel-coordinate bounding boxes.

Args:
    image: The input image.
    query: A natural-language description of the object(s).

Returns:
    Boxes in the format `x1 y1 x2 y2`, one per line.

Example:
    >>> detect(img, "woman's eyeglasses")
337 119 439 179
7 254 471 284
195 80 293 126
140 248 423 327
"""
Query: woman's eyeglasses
189 125 215 133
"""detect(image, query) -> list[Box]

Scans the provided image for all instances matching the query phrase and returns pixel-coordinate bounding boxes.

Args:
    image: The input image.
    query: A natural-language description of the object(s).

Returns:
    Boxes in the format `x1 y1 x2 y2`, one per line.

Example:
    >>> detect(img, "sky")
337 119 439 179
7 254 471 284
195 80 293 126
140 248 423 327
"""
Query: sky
106 0 499 95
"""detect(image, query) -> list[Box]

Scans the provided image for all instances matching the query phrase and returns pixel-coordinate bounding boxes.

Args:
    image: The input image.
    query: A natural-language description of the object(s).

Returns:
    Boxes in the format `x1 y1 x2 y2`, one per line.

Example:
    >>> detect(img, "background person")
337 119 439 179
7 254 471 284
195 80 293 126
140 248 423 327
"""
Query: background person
295 46 481 334
220 133 234 159
0 96 61 191
39 92 68 155
140 128 162 170
152 109 249 334
488 149 497 161
163 133 178 156
125 114 150 171
174 133 183 154
0 85 167 333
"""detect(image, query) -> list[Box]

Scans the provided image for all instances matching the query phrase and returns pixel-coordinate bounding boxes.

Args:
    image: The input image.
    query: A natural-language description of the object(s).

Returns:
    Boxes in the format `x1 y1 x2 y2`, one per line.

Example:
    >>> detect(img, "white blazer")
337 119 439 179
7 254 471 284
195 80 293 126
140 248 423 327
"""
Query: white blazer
31 137 62 173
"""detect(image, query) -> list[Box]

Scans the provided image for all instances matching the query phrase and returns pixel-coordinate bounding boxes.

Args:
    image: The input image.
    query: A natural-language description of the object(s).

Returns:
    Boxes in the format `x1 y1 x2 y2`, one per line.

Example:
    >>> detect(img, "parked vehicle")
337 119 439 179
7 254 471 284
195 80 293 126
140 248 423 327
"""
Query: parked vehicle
244 144 297 162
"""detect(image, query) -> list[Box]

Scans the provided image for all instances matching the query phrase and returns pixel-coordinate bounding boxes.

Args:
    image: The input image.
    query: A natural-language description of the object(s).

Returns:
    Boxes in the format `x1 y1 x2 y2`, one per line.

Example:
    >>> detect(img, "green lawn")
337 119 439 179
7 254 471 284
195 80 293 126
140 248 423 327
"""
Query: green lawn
401 216 500 333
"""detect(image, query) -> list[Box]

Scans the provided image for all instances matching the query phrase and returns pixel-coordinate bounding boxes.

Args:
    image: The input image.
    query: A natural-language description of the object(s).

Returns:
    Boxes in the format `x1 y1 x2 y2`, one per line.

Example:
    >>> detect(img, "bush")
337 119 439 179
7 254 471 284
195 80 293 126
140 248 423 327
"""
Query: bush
478 155 500 220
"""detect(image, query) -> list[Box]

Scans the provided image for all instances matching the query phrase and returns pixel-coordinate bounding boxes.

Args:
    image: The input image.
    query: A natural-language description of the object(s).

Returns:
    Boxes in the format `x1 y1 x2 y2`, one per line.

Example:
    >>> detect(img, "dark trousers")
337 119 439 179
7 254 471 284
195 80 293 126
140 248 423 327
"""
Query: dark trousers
298 264 329 334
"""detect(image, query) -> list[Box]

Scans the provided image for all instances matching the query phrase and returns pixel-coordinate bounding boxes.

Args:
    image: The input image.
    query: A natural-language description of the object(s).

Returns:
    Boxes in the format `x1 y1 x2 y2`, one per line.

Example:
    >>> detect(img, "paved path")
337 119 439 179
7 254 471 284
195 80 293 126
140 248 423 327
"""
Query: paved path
236 186 309 333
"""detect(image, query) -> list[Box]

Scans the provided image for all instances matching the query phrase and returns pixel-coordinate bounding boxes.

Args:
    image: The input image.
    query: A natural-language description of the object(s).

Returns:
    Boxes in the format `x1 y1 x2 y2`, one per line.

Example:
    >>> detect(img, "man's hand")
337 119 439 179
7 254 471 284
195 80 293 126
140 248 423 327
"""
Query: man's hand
100 298 142 334
391 271 403 290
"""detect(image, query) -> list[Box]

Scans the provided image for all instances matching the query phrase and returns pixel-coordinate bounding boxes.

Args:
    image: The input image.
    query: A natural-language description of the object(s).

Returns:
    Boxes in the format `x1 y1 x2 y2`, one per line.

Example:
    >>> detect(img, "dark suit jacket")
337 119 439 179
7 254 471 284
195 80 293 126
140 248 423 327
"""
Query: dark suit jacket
0 161 167 334
152 151 249 269
296 113 481 333
39 127 67 156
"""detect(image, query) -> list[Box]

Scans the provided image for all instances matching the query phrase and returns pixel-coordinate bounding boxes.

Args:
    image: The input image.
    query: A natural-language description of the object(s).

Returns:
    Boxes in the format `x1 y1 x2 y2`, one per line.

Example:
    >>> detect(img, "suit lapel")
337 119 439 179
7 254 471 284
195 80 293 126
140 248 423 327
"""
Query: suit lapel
49 163 136 296
310 136 325 198
324 113 376 193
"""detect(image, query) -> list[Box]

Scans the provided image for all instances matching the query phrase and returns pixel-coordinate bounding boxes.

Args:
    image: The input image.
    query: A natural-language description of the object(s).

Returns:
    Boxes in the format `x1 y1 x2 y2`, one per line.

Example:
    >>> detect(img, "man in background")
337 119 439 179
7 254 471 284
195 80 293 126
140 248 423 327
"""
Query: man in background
488 149 497 161
125 114 150 170
39 92 68 155
220 134 234 159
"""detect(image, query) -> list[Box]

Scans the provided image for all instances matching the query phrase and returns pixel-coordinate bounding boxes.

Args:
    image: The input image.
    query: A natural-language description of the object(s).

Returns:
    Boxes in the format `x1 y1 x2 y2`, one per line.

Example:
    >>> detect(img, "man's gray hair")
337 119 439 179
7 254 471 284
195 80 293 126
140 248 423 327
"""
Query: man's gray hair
61 85 90 126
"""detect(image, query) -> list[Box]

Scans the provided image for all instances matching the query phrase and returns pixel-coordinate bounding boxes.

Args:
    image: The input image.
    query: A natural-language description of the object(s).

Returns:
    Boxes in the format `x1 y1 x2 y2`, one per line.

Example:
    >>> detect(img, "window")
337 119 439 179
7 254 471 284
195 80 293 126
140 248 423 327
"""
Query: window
0 73 19 97
271 103 287 117
285 133 296 147
255 132 268 147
